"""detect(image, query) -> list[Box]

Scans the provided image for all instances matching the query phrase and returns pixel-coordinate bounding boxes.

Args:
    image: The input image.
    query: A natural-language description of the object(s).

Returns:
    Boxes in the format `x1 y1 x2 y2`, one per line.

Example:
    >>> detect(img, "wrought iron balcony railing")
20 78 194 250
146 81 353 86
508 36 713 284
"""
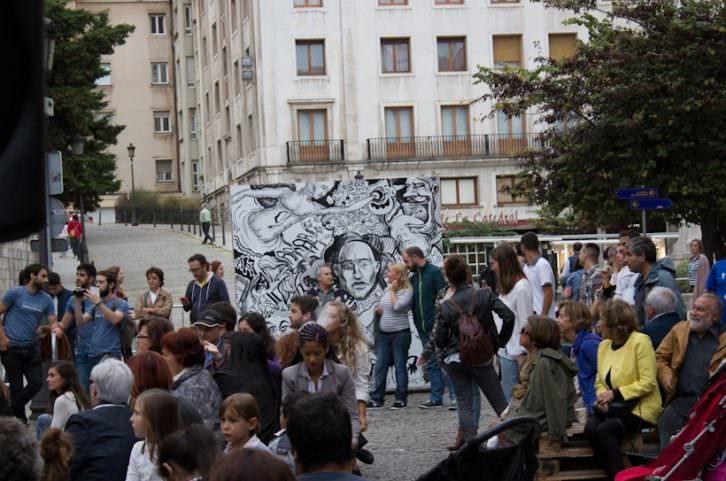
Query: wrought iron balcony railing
286 139 345 164
366 133 544 161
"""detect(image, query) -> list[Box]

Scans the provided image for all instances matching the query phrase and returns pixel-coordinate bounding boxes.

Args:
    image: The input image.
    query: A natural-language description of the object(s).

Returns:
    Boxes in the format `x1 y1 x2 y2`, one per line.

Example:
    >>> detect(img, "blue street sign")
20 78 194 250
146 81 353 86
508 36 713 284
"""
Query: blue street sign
627 198 673 210
615 187 659 200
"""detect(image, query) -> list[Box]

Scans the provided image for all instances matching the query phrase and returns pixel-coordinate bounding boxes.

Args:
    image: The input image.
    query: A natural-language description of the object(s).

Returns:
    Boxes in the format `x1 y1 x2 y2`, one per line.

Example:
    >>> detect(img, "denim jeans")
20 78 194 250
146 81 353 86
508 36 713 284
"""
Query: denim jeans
444 361 508 441
371 330 411 404
418 331 444 403
658 395 695 448
499 356 520 403
36 413 52 440
0 344 43 422
446 372 481 429
76 352 112 393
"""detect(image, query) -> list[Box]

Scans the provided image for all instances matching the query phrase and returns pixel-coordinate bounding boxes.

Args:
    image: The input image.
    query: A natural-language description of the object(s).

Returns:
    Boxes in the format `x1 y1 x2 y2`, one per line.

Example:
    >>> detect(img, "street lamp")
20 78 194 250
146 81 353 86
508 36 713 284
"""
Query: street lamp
127 143 138 226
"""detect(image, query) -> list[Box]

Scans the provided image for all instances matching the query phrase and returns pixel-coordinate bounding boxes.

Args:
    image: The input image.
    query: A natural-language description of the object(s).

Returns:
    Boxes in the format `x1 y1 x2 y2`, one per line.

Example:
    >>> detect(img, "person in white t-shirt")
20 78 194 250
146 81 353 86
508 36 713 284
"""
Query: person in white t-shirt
614 239 638 305
490 244 534 402
520 232 556 319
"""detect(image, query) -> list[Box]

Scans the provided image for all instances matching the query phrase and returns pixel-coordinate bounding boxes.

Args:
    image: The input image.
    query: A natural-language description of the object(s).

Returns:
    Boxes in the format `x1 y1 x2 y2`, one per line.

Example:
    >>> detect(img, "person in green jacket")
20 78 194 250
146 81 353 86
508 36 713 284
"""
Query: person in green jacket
505 315 578 448
403 246 446 408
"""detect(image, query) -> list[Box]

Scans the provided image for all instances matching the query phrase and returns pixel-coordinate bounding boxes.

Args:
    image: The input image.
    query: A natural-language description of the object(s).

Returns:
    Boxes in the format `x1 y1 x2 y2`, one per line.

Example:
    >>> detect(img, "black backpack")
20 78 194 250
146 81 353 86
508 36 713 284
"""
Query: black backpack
447 289 494 367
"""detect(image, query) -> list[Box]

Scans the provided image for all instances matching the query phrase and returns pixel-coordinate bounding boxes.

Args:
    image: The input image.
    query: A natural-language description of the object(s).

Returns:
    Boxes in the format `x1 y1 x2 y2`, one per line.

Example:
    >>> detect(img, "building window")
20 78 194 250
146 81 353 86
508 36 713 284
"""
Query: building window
491 0 519 4
95 63 111 86
155 159 173 182
435 0 464 4
231 0 238 31
204 92 210 122
191 160 200 191
297 109 328 161
437 37 466 72
150 15 166 35
217 139 224 169
233 60 240 95
222 47 228 76
153 111 172 133
381 38 410 73
493 34 522 68
294 0 323 6
548 33 577 61
496 111 526 153
247 114 256 151
441 105 470 155
189 108 198 138
236 124 243 156
214 81 220 113
183 5 192 34
496 175 530 205
202 37 208 67
385 107 413 138
151 62 168 84
186 56 195 85
212 23 218 56
379 0 407 5
295 40 325 76
441 177 477 206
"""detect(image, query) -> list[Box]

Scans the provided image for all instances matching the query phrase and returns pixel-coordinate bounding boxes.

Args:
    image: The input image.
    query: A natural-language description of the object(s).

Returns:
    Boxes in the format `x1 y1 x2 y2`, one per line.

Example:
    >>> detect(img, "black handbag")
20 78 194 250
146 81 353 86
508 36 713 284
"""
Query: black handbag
594 398 638 418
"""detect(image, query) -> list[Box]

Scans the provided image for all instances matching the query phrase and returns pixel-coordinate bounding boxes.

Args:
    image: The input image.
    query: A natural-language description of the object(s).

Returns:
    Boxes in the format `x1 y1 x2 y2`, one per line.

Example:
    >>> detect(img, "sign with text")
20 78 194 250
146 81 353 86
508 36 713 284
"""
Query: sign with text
615 187 659 200
627 198 673 210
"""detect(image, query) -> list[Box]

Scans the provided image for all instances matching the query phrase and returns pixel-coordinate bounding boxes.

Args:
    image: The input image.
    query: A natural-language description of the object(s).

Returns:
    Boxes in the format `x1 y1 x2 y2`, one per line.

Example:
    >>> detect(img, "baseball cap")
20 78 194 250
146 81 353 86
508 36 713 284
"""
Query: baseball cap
192 309 224 328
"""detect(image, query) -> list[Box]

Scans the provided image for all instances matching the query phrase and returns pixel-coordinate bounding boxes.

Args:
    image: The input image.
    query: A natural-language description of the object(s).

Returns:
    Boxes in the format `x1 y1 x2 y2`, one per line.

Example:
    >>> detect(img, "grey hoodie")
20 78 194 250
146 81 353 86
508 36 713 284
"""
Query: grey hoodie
634 258 687 327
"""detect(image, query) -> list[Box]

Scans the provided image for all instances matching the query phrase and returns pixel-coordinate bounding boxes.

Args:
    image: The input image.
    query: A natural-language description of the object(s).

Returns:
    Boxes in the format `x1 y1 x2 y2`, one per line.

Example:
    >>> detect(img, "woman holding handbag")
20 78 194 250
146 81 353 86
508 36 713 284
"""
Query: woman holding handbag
586 300 662 480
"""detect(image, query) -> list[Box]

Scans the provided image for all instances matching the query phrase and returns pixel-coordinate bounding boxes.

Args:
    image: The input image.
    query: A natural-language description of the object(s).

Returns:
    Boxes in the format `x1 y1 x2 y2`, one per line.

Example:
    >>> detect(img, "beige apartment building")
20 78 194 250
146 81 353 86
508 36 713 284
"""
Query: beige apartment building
75 0 181 196
185 0 582 229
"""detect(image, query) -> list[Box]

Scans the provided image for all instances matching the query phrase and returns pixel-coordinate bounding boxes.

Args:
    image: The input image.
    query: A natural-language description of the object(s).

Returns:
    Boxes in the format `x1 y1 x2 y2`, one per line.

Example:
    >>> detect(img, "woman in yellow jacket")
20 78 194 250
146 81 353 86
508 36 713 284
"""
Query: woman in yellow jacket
586 300 662 480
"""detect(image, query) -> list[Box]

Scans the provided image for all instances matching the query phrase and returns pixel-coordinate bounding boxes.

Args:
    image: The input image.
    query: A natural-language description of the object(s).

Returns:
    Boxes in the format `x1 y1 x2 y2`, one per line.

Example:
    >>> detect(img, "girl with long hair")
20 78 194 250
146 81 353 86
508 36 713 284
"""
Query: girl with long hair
320 300 370 430
127 389 184 481
281 322 360 443
36 361 90 439
490 243 534 402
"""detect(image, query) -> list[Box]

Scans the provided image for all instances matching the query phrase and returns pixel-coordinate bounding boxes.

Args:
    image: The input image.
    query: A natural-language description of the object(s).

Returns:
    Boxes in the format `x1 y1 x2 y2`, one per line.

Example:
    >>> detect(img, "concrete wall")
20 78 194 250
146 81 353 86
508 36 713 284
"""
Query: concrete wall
0 239 38 294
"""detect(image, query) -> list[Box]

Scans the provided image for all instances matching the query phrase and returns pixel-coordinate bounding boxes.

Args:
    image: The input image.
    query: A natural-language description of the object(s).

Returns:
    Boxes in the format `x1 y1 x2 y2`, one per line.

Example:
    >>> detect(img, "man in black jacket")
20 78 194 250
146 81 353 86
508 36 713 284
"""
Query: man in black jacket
66 358 137 481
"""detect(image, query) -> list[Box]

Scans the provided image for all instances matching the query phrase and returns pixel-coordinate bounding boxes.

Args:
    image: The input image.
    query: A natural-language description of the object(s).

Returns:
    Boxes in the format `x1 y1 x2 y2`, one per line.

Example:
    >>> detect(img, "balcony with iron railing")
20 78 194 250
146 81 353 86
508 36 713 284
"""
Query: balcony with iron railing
286 139 345 164
366 133 544 162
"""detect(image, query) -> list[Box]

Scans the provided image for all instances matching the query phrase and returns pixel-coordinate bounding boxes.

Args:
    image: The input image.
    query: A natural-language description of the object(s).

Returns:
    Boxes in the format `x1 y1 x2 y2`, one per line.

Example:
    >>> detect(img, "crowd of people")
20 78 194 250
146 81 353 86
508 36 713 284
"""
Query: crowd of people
0 231 724 481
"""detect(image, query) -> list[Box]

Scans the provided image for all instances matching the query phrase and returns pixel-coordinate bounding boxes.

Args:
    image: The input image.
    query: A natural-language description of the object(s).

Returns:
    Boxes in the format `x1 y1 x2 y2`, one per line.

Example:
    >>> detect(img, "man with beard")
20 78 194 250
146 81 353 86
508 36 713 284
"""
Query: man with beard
655 293 725 448
78 270 129 379
0 264 56 422
54 263 97 391
403 246 446 409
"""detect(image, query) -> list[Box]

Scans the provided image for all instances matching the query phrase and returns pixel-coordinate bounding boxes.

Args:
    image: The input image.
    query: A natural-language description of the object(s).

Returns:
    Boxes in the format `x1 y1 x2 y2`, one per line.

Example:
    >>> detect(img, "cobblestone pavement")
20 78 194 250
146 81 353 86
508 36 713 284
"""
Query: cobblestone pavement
50 224 502 480
361 392 499 481
52 224 233 327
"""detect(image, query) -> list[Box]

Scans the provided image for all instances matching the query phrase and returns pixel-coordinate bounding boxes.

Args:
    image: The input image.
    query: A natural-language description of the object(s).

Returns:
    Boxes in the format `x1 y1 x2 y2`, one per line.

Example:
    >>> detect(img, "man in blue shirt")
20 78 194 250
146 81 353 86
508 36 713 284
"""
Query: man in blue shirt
706 259 726 324
84 270 128 367
0 264 56 422
55 263 97 391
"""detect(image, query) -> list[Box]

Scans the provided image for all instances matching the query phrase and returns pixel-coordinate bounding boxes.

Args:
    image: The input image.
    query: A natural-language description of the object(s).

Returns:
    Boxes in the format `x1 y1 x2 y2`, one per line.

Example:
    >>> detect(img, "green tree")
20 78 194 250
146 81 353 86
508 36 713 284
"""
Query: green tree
46 0 134 210
474 0 726 259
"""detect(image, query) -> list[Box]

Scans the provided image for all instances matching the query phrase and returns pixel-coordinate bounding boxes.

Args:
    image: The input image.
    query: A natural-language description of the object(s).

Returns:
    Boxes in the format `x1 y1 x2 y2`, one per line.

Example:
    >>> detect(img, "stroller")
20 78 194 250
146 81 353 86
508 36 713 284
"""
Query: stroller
416 416 540 481
616 363 726 481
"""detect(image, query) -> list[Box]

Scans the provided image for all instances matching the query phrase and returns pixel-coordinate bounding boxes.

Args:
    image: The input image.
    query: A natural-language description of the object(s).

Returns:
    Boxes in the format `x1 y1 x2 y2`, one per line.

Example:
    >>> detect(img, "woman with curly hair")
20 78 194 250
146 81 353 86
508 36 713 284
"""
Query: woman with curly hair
40 428 74 481
319 300 370 431
162 328 222 430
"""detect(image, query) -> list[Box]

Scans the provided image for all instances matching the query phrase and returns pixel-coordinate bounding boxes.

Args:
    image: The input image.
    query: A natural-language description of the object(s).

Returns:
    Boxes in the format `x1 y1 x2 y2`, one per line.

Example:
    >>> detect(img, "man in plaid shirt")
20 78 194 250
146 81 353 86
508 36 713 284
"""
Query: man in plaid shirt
579 243 604 310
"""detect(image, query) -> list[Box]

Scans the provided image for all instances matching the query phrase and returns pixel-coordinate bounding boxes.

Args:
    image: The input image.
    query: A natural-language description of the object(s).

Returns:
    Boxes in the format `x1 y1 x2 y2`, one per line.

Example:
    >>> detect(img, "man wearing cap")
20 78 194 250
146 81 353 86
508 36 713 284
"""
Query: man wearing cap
193 309 229 373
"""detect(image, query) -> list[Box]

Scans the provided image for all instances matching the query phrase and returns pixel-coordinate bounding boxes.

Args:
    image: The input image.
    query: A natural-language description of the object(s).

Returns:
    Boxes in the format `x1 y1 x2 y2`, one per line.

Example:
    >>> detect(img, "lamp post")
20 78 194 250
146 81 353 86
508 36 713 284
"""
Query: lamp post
38 17 56 268
127 143 138 226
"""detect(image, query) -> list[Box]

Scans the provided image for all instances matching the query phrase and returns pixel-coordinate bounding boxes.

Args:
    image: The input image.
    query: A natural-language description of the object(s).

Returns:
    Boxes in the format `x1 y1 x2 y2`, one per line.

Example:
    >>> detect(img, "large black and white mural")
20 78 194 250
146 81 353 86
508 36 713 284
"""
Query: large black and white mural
231 176 443 386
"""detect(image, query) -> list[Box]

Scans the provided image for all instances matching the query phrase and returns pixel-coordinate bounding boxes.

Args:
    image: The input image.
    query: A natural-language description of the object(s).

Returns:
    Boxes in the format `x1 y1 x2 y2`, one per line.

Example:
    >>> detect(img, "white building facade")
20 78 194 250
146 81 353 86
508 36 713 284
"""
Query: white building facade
185 0 584 227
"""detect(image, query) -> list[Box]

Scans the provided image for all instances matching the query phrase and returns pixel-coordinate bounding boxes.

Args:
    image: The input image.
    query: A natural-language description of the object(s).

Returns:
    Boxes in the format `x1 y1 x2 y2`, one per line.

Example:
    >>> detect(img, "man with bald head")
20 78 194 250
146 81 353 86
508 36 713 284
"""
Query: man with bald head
655 293 725 447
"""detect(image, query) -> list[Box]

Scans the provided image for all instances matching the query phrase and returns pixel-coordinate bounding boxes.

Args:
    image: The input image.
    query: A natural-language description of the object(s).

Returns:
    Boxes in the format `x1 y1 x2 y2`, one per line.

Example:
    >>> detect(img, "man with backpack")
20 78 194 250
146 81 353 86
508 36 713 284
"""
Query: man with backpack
434 255 515 442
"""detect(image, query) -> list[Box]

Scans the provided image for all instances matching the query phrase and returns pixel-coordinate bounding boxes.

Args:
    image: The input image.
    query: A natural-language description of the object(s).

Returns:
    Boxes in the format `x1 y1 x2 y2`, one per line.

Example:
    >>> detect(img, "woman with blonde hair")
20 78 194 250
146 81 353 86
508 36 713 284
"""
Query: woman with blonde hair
586 300 661 480
319 300 370 430
368 262 413 409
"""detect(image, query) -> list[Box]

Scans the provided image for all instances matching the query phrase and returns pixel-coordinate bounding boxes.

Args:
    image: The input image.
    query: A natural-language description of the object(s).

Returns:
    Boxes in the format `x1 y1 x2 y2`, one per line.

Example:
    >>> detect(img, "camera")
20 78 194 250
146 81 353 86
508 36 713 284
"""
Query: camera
73 288 86 298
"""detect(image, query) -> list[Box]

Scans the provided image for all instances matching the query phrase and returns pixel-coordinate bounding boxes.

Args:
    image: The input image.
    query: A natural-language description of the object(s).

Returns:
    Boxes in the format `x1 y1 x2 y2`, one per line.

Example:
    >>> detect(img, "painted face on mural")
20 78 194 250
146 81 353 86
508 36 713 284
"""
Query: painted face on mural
337 240 381 300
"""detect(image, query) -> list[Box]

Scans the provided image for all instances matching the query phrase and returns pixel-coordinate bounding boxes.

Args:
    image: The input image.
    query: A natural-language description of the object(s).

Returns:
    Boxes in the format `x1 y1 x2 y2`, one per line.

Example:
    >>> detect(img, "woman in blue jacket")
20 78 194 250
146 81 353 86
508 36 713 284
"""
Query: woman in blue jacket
556 301 600 415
